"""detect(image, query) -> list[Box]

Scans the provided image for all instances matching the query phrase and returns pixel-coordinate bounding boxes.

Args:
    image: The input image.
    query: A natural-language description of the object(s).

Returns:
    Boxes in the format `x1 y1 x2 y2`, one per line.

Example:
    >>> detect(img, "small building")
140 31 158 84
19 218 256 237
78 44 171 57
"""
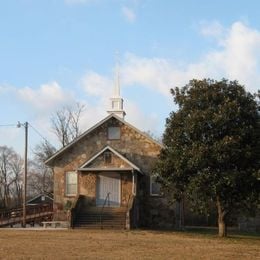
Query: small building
27 193 53 206
45 78 176 229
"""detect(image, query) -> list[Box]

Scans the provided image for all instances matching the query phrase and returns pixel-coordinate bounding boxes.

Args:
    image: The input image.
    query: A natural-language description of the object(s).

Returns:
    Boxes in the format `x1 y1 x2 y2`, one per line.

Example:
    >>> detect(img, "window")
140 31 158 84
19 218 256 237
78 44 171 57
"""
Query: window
108 127 121 140
41 195 45 201
150 176 161 196
65 172 77 196
104 151 112 164
112 100 119 109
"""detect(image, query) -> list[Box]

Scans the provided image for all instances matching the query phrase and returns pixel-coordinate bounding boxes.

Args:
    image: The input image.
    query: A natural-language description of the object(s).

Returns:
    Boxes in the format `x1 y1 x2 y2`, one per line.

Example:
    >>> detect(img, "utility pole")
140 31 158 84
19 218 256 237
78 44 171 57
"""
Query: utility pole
18 121 28 228
23 122 28 227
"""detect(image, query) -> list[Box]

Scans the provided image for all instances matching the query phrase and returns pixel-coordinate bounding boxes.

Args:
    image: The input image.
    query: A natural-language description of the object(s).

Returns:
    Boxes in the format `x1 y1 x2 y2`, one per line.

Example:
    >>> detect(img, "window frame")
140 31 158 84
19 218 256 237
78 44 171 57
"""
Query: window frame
150 175 162 196
104 151 112 165
65 171 78 197
107 126 121 140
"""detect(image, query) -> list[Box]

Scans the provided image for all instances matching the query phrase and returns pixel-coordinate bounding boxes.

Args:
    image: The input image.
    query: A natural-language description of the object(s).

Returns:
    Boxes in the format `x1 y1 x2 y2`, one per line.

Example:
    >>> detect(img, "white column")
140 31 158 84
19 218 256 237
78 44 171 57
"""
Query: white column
132 170 136 195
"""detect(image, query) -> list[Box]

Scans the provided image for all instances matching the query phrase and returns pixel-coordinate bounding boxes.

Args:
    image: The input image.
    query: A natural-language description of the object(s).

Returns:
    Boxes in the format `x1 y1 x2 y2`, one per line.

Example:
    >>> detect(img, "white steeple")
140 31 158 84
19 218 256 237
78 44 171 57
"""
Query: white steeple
107 54 126 119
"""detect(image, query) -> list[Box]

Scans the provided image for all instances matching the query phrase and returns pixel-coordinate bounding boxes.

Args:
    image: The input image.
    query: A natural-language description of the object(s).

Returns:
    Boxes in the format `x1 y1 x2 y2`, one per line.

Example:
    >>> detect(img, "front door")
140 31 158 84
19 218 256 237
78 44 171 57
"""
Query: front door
96 172 121 207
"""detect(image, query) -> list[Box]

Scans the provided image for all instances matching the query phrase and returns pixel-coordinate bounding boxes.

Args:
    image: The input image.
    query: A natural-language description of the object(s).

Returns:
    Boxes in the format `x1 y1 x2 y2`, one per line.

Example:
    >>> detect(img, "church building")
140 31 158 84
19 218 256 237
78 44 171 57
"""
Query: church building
45 73 175 229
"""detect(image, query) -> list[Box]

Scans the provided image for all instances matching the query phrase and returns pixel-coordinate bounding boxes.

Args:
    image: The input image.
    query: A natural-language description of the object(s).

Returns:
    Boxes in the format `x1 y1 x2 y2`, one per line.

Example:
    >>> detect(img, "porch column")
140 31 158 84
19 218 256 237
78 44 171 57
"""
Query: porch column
132 170 136 195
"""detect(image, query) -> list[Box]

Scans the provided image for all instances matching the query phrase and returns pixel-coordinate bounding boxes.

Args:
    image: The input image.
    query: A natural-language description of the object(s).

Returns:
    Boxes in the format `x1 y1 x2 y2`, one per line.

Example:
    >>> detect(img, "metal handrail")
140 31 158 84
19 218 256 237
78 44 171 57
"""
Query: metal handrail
100 192 110 228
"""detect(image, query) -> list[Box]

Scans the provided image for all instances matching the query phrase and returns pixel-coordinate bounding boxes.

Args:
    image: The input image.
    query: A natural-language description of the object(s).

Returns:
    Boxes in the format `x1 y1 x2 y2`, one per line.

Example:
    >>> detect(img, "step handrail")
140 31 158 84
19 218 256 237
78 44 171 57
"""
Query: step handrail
100 192 110 228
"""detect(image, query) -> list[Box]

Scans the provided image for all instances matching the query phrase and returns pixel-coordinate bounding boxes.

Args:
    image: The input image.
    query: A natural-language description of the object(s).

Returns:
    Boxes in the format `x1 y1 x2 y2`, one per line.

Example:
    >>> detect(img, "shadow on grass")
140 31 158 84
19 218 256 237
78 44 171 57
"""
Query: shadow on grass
137 226 260 240
185 227 260 240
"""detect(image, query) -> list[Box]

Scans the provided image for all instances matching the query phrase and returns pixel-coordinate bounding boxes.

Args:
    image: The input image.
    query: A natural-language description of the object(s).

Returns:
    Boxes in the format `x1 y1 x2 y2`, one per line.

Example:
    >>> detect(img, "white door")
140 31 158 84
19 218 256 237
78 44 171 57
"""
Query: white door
96 172 121 207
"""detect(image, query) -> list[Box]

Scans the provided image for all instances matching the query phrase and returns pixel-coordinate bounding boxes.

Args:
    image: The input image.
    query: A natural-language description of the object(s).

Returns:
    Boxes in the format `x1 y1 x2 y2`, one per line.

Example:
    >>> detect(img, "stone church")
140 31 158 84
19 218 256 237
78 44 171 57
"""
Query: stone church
45 77 175 229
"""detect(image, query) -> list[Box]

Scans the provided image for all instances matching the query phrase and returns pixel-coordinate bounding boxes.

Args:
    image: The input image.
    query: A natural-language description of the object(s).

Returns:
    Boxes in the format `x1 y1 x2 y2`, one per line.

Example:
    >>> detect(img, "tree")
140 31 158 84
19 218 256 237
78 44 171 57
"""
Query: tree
8 151 23 207
0 146 23 208
155 79 259 237
51 102 85 147
144 130 163 144
33 141 56 163
28 141 56 196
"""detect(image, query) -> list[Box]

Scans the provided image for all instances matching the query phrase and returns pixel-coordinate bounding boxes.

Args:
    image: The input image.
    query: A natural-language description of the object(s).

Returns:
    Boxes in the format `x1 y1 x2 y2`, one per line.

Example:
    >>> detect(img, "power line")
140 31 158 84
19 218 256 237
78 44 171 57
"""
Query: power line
28 123 51 145
0 124 17 127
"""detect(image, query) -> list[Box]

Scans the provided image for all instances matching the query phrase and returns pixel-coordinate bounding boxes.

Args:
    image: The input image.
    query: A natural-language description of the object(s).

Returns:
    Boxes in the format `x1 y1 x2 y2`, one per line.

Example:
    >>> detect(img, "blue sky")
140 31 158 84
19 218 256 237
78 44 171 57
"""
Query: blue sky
1 0 260 156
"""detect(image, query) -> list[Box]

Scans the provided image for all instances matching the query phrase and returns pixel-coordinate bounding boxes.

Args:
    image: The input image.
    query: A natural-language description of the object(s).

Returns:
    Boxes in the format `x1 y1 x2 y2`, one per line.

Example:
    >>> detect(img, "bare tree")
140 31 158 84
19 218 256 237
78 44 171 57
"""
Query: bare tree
34 141 56 163
28 141 56 197
28 162 53 196
0 146 23 208
69 102 85 140
9 153 23 207
51 102 85 147
144 130 163 144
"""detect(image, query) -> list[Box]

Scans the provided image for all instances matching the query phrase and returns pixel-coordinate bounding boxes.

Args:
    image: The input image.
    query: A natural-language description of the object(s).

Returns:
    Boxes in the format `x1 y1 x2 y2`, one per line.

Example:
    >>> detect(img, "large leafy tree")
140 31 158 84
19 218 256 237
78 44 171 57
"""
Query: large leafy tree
156 79 259 237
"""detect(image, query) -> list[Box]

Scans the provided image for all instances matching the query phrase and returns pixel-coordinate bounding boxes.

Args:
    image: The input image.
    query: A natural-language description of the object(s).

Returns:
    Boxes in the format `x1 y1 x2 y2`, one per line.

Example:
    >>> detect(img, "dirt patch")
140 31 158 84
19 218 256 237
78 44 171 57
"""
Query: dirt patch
0 229 259 259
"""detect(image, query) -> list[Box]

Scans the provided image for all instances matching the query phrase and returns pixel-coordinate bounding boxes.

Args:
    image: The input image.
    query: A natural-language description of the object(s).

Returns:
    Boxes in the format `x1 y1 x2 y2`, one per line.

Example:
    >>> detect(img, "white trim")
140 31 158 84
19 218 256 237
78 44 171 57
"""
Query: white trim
45 113 163 166
65 171 78 196
79 167 134 172
79 145 142 173
132 171 135 195
132 171 137 195
27 193 53 204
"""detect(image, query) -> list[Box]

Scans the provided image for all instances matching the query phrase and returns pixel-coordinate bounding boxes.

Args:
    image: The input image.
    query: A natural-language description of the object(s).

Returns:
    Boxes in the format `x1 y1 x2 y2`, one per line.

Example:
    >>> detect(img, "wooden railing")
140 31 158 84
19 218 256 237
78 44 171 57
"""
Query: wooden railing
0 204 53 227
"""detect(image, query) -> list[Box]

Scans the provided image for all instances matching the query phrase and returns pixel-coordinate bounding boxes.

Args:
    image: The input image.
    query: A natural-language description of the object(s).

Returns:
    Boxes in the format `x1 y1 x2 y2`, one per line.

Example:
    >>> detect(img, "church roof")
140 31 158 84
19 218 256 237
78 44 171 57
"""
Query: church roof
45 113 163 166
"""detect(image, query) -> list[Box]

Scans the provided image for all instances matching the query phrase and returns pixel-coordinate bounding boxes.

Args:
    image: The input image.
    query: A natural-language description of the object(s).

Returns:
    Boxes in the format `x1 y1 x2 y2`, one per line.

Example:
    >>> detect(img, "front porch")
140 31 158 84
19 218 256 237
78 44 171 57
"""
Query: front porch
70 195 132 229
69 169 139 229
78 170 137 208
76 145 141 209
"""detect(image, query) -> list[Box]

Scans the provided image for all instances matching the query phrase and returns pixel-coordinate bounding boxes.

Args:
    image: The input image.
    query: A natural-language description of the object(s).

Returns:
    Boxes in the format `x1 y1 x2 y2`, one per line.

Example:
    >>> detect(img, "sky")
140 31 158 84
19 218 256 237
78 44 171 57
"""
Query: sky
0 0 260 157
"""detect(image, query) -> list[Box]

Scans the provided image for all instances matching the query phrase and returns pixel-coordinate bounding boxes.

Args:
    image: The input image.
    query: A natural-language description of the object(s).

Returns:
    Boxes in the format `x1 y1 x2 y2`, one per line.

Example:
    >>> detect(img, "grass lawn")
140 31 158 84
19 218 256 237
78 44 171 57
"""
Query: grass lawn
0 229 259 259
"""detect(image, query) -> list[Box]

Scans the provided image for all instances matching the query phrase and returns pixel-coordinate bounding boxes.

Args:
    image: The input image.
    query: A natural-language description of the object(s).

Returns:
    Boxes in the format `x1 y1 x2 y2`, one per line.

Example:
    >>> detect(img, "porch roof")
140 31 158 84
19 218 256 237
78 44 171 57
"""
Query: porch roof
78 145 142 173
78 167 136 172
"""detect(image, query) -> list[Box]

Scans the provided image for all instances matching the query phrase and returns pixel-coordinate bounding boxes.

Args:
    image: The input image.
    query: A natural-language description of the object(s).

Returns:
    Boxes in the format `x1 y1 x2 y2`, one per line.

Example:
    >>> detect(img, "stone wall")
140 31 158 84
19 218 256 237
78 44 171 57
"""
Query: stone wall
88 152 130 168
79 172 96 206
139 196 176 229
52 118 160 174
50 116 175 227
121 172 132 207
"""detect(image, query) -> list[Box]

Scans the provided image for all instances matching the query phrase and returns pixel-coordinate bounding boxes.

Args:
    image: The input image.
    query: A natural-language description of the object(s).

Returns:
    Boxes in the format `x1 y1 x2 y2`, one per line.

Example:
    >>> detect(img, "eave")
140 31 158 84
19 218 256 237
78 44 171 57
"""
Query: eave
45 113 163 166
78 145 143 174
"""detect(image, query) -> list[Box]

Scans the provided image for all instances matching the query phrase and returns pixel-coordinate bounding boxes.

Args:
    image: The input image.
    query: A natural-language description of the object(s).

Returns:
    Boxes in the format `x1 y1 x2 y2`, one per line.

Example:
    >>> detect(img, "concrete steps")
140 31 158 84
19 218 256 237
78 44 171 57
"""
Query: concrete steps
73 207 127 229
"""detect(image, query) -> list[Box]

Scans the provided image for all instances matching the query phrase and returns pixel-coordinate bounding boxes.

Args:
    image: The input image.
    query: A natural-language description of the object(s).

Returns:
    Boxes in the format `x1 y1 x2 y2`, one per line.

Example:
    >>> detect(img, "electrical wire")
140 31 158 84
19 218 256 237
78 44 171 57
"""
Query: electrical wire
28 123 51 145
0 124 17 127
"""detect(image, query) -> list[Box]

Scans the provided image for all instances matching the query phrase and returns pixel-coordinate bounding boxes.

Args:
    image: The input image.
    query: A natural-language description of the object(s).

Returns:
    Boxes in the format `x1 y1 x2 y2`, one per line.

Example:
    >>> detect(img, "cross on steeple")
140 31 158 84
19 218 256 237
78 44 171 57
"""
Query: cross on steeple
107 53 126 119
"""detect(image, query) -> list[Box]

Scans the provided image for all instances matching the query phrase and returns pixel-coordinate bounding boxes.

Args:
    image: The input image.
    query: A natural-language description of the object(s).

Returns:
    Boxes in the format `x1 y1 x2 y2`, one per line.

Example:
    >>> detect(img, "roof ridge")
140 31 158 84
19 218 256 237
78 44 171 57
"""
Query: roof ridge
45 113 162 165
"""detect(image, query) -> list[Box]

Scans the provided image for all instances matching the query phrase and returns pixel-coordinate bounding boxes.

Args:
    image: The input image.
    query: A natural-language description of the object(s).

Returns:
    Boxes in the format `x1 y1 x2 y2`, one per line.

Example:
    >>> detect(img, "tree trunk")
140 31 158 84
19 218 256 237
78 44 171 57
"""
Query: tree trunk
217 197 227 237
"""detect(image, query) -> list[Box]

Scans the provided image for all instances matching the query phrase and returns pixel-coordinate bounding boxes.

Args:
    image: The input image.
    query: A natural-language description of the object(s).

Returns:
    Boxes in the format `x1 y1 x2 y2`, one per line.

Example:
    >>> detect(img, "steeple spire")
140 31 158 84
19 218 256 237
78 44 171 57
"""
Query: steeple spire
115 52 120 97
107 53 126 119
